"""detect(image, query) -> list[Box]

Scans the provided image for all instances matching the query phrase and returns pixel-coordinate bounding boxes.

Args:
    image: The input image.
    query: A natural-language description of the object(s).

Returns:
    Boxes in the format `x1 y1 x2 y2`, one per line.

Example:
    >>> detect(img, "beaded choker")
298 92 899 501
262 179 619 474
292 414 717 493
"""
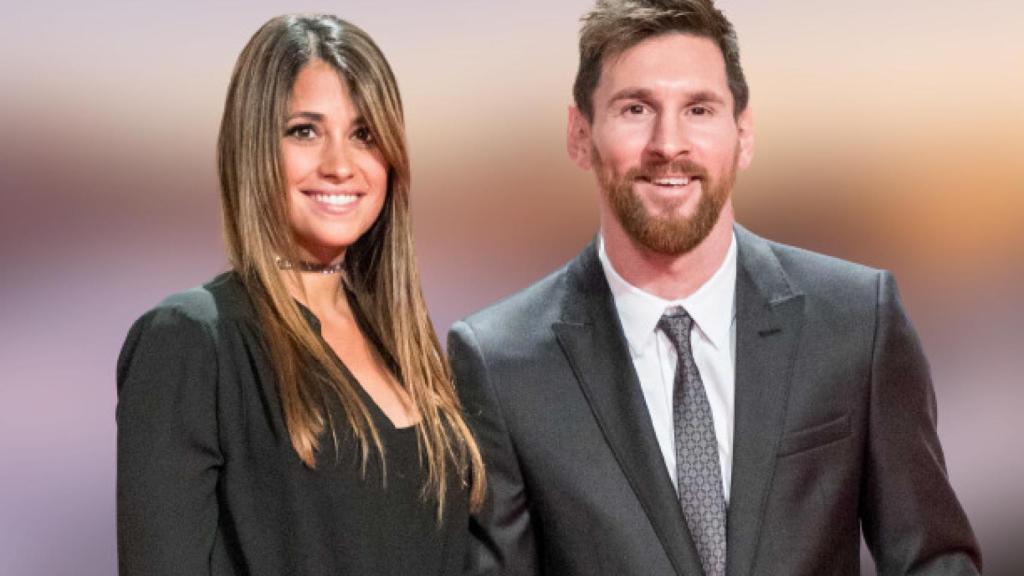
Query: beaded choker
275 257 346 274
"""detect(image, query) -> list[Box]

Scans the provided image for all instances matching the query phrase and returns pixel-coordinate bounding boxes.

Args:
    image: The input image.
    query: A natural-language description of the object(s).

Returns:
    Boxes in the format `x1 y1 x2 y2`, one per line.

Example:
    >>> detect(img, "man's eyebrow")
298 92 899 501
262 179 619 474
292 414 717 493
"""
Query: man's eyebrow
608 88 655 103
687 90 727 105
606 88 728 105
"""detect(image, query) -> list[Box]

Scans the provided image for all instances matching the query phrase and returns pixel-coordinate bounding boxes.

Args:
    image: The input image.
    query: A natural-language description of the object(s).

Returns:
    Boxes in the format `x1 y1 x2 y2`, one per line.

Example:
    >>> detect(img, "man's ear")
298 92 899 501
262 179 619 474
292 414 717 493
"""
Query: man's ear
567 106 593 170
736 104 754 170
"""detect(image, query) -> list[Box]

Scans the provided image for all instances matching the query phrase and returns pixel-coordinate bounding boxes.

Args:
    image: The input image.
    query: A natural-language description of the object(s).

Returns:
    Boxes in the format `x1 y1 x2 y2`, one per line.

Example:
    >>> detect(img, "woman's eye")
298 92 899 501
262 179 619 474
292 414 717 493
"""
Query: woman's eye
285 124 317 140
353 126 374 144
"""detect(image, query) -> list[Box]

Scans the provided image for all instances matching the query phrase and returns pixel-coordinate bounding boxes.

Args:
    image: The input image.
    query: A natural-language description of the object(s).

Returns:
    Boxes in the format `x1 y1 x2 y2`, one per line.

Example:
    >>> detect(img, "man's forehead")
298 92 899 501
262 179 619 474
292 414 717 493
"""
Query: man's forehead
597 32 728 93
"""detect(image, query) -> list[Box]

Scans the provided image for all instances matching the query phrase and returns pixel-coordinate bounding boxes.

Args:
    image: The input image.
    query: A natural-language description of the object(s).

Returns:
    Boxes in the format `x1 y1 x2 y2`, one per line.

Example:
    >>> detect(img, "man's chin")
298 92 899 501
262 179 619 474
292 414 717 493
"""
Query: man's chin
630 195 703 229
615 195 728 256
632 223 705 256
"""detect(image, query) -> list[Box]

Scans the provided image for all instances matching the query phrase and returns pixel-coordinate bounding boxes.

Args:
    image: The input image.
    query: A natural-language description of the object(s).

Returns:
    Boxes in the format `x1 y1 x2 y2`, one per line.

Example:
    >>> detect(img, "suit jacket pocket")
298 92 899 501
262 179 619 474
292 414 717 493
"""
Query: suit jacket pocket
777 413 851 457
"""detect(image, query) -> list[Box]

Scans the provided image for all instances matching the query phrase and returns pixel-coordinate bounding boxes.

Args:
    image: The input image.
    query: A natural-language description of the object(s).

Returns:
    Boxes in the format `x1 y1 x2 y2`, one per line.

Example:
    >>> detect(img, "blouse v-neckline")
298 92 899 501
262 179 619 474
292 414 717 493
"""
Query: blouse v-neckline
296 300 420 432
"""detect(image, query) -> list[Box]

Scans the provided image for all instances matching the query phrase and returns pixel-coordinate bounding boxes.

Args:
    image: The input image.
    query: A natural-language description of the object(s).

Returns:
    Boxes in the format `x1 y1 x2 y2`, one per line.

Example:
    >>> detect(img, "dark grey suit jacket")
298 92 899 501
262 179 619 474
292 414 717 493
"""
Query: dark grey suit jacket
448 225 980 576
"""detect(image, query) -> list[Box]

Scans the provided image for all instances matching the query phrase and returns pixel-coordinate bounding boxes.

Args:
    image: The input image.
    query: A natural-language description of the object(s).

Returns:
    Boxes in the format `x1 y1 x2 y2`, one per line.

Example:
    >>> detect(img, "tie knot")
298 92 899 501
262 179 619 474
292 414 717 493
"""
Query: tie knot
658 306 694 351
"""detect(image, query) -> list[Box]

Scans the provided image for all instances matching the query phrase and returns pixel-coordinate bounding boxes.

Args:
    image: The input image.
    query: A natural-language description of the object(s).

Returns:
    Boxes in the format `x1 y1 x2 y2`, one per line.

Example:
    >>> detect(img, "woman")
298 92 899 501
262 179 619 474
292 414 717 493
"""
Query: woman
116 15 484 575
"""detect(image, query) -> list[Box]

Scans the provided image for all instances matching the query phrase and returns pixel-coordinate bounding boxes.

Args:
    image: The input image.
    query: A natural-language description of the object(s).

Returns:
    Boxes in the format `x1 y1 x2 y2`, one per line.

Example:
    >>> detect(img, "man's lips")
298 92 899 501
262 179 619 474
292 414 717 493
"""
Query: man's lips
631 158 708 187
635 174 702 187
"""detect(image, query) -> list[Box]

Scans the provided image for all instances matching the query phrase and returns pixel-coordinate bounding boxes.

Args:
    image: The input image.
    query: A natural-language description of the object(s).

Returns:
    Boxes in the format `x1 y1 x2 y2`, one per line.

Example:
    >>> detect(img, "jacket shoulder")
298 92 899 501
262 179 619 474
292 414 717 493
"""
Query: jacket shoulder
758 234 886 303
459 262 571 340
148 271 255 328
117 272 256 384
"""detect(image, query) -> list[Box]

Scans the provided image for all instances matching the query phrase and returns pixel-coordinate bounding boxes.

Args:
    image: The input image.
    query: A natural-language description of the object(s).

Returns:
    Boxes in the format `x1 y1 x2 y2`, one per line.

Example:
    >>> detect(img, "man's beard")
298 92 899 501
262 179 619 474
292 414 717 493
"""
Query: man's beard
594 149 736 256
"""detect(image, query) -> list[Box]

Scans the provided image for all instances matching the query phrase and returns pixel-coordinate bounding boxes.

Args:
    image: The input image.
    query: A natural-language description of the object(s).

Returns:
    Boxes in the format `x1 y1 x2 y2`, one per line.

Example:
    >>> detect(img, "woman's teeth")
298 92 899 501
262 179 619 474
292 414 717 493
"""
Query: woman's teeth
312 193 358 206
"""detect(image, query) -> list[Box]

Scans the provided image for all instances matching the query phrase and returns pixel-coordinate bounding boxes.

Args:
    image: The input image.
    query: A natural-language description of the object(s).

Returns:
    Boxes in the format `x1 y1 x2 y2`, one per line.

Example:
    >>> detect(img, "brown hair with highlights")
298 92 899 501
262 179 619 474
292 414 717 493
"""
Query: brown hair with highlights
217 14 484 514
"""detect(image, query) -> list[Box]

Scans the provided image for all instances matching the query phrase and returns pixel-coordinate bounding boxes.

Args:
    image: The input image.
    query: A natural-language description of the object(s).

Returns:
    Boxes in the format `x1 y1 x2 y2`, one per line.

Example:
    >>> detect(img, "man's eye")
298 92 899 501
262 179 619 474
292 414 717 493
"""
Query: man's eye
625 103 647 115
285 124 317 139
689 105 711 116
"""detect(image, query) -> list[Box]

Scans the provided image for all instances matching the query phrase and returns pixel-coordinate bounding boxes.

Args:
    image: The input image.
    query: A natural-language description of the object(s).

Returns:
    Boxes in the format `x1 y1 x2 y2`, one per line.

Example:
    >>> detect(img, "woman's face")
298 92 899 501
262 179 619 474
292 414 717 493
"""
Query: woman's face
282 59 388 264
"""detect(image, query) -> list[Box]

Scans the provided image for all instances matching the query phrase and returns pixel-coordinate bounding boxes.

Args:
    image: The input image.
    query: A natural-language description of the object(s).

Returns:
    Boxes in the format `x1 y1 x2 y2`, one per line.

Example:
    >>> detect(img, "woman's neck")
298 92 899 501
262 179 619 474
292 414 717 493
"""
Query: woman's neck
283 267 351 321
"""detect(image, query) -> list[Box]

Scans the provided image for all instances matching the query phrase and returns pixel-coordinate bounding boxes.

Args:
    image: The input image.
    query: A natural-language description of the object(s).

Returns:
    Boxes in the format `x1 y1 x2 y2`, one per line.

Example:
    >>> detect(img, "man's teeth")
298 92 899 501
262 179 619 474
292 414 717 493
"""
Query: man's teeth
312 193 358 206
652 177 690 186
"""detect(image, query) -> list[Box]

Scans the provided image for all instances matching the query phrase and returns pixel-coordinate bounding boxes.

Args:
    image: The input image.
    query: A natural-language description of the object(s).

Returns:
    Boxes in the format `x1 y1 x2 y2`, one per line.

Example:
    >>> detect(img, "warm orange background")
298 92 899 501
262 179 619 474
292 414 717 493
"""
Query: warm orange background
1 1 1021 574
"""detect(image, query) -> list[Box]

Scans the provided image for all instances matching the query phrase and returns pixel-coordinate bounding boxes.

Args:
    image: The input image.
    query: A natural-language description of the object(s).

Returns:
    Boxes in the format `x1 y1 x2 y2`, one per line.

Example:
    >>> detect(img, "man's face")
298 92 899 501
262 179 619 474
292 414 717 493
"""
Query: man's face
569 33 753 256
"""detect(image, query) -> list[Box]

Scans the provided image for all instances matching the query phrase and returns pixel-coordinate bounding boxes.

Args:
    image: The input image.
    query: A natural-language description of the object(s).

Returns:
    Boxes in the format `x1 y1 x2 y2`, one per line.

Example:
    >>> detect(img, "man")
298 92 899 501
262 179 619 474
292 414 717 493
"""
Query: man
447 1 981 574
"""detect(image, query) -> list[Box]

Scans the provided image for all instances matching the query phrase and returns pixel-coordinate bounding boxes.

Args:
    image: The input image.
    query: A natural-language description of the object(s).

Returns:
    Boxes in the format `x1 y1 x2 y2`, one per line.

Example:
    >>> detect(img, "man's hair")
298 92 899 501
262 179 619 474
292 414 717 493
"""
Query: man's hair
573 0 748 120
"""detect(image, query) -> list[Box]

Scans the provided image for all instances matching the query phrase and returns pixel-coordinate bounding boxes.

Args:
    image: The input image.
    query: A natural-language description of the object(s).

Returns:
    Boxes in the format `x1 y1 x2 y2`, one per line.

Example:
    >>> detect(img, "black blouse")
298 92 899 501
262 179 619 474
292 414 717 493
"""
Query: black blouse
116 272 468 575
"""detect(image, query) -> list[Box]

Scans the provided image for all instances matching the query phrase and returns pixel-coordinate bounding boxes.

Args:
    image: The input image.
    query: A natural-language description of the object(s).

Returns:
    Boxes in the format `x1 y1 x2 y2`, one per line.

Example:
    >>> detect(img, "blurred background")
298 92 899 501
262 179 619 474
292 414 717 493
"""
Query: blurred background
1 0 1021 574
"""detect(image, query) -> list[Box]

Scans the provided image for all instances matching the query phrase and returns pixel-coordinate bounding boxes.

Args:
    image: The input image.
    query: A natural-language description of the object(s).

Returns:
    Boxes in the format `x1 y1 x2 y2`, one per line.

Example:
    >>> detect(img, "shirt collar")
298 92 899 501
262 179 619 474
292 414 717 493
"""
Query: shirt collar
598 232 737 355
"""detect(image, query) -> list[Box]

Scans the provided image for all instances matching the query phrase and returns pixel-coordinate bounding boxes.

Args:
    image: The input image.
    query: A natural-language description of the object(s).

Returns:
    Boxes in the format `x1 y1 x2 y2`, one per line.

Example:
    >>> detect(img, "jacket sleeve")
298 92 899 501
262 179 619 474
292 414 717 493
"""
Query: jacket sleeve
116 307 223 576
448 320 540 576
860 272 981 574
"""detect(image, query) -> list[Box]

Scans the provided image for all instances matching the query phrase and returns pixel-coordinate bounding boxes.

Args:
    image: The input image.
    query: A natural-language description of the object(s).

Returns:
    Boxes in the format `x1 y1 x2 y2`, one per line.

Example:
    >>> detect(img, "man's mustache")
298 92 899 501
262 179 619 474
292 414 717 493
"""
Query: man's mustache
625 159 709 182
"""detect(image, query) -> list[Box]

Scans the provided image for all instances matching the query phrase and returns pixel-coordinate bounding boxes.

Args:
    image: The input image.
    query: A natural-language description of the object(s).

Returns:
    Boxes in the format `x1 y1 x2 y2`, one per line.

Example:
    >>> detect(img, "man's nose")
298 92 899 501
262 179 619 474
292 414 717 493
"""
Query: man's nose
646 113 691 160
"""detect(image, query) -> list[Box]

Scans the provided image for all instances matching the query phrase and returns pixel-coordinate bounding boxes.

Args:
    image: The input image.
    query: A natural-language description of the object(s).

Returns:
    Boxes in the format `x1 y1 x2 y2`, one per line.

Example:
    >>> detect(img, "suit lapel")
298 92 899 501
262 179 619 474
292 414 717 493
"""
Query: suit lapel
552 241 703 576
726 226 806 576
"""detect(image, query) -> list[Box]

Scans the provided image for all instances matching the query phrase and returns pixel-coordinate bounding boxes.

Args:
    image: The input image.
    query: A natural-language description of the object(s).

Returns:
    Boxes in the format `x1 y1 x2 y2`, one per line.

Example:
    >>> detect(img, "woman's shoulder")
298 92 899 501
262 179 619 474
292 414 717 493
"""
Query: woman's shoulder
117 272 258 391
132 271 255 332
119 271 257 359
116 275 248 458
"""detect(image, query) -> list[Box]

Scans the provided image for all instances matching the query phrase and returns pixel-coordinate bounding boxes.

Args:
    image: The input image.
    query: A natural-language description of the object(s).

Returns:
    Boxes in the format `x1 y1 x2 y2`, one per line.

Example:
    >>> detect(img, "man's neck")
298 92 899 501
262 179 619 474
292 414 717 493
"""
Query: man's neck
601 203 736 301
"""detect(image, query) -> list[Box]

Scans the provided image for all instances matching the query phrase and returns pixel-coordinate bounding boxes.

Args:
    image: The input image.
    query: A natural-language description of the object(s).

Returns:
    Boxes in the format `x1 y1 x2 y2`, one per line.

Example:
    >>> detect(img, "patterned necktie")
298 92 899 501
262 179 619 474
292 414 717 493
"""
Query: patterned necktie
658 306 727 576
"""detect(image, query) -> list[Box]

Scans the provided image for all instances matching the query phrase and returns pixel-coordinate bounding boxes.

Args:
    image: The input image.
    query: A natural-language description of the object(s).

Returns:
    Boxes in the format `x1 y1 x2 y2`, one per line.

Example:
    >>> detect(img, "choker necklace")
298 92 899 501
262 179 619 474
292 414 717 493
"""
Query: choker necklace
276 257 346 275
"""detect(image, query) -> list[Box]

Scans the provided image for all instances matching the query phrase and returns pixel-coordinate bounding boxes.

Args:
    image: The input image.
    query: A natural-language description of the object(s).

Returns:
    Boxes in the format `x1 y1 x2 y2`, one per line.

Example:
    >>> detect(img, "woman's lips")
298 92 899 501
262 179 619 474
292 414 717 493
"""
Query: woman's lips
309 192 359 206
304 190 363 213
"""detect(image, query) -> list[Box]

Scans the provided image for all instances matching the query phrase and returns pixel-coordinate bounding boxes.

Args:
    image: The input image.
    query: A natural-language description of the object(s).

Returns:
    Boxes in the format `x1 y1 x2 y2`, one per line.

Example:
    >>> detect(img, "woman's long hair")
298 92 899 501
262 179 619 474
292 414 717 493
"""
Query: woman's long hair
216 14 484 513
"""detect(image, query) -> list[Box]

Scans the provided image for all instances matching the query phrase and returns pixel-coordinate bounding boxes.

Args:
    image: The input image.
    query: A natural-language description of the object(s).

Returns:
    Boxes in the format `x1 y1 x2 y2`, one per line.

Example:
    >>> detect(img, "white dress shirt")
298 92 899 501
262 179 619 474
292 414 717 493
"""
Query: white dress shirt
598 234 737 502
